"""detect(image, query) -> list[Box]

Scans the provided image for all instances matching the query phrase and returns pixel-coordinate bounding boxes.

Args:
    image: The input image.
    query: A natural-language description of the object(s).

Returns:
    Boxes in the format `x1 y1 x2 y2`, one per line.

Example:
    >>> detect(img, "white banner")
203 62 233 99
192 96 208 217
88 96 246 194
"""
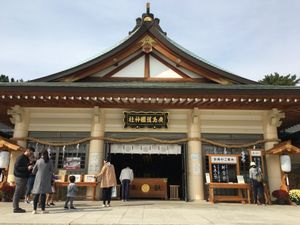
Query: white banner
211 156 237 164
251 150 262 156
110 144 181 155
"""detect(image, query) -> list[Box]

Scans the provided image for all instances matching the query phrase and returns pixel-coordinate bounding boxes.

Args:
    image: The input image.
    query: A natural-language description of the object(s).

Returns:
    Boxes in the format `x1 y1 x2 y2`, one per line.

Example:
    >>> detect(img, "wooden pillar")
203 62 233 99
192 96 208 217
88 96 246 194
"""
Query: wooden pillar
263 109 284 197
187 108 204 200
87 107 105 199
7 106 29 182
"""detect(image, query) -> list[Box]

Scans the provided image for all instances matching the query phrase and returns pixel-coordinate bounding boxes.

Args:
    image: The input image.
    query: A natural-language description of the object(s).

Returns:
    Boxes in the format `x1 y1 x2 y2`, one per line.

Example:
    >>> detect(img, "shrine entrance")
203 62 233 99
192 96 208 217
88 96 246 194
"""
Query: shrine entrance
107 143 187 201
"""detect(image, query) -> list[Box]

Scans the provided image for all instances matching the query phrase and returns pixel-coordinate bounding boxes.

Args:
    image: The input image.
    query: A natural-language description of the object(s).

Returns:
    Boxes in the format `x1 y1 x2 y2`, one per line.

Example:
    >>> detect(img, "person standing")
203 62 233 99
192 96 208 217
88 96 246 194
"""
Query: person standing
46 174 57 207
64 175 78 210
95 157 117 207
24 153 37 204
31 150 53 214
119 165 134 202
249 161 264 205
12 147 35 213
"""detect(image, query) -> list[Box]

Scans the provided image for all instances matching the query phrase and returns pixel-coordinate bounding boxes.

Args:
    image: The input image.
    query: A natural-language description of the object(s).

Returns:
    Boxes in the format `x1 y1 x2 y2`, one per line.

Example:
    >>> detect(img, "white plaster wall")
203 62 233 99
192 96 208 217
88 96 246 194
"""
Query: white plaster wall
27 108 264 135
149 55 182 78
153 51 203 79
28 108 93 131
114 56 145 77
200 110 264 134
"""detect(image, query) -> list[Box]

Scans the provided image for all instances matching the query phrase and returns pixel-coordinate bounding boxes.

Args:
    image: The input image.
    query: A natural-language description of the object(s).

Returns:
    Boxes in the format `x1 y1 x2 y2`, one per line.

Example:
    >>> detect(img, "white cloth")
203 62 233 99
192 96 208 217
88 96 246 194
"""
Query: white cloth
0 151 10 168
119 167 134 182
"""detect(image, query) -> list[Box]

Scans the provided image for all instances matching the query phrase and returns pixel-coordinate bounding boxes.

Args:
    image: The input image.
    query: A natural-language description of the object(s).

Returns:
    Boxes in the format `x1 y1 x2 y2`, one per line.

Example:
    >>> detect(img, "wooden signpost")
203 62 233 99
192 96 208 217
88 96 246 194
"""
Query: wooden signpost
206 154 250 204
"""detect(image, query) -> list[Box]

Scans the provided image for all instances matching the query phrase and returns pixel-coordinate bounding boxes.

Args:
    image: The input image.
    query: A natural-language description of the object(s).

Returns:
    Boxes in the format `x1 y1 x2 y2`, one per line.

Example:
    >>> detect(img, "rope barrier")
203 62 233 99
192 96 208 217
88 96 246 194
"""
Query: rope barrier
11 136 280 149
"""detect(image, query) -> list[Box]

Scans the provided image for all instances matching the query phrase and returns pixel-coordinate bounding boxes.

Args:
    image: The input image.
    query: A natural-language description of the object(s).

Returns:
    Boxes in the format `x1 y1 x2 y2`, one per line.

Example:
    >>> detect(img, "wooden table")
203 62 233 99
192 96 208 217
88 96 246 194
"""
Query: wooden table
129 178 168 199
55 181 97 200
208 182 251 204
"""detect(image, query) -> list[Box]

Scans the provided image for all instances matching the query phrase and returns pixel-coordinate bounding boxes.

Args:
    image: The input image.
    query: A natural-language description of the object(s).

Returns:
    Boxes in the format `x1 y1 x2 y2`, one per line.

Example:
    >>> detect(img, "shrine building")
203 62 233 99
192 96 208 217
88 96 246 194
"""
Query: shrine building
1 5 300 202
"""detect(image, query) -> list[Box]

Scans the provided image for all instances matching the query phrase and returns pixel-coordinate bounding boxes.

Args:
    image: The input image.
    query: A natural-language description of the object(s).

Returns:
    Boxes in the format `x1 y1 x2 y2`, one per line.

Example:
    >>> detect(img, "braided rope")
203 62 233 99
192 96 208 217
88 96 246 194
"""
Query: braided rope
11 136 280 149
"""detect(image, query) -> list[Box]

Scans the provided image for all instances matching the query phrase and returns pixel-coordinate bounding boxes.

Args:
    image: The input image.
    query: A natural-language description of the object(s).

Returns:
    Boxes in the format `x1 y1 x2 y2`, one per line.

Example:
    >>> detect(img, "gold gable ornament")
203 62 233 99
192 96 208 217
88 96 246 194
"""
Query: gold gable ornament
140 35 156 53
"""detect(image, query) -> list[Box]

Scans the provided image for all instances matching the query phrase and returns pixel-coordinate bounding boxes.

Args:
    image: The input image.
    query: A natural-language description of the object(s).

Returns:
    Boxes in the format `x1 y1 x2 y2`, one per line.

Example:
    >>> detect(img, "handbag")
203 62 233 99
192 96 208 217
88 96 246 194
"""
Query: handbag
111 186 117 197
256 169 263 182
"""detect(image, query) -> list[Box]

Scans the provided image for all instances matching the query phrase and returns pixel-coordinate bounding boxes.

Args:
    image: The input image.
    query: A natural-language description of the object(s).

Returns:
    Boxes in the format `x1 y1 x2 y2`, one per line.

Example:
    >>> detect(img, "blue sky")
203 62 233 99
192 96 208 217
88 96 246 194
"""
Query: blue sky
0 0 299 82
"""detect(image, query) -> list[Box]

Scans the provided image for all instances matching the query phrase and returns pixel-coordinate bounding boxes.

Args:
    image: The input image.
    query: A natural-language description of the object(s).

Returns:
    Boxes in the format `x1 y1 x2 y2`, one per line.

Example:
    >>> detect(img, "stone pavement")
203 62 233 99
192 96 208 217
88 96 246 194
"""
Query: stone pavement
0 200 299 225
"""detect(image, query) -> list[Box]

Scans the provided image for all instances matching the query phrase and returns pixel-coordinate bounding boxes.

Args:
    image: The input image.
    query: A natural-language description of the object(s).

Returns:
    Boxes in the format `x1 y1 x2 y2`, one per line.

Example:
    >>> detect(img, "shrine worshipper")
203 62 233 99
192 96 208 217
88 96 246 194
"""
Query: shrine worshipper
12 147 35 213
249 161 264 205
94 157 117 207
31 150 53 214
119 165 134 201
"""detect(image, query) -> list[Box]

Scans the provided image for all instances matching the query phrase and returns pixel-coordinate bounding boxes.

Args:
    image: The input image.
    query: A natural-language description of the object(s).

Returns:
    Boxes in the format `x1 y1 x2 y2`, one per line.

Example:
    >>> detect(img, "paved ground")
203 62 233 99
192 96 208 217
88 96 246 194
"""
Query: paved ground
0 200 299 225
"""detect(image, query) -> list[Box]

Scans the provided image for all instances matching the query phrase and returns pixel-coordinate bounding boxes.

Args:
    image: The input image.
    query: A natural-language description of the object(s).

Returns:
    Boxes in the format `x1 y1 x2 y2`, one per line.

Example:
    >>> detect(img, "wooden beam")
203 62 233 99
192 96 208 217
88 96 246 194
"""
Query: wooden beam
153 45 232 84
61 43 142 82
145 53 150 79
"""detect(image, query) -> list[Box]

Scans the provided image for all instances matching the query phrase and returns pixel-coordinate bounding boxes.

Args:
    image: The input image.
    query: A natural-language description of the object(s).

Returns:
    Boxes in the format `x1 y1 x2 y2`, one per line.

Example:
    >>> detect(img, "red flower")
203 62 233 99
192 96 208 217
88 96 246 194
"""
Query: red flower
272 189 289 199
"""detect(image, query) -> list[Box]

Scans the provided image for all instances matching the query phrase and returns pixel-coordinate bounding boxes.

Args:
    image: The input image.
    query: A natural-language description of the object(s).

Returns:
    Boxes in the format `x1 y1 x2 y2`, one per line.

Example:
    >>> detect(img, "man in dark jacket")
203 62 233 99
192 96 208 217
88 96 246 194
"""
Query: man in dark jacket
12 147 35 213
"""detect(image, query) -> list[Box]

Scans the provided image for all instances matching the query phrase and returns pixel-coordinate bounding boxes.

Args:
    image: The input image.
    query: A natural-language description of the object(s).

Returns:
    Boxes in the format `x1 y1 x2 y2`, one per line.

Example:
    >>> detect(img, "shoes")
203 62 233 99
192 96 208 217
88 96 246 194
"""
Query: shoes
50 203 55 206
24 200 30 204
122 199 125 202
107 204 111 207
70 206 76 209
102 204 107 207
13 208 26 213
32 210 37 214
64 206 69 210
41 210 49 214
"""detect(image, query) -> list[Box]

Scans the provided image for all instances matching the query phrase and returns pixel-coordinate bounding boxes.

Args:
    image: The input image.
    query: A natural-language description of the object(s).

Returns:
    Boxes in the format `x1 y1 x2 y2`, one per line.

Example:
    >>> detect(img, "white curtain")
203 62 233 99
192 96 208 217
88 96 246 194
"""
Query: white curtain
110 144 181 155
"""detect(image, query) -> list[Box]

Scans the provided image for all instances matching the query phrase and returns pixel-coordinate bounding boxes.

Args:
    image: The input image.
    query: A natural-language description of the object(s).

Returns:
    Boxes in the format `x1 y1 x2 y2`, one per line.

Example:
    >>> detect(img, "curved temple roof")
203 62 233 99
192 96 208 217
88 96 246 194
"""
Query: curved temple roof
32 6 256 84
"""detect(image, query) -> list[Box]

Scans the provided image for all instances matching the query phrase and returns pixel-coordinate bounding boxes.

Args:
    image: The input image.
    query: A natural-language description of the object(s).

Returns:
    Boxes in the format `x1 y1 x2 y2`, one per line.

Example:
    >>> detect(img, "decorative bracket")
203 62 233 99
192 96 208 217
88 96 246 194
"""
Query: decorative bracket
7 105 24 124
268 108 285 127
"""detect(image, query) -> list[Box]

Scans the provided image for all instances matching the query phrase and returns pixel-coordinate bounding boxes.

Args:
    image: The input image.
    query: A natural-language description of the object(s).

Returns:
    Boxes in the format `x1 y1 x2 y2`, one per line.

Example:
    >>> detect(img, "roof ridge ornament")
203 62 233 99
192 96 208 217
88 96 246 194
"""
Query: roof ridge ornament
128 3 167 35
146 2 150 14
144 2 153 22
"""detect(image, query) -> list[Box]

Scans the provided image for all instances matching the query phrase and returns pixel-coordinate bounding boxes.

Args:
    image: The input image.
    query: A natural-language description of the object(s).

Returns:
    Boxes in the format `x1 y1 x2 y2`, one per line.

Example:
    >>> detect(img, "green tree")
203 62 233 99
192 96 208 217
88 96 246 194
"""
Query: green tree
0 74 23 82
258 72 299 86
0 74 9 82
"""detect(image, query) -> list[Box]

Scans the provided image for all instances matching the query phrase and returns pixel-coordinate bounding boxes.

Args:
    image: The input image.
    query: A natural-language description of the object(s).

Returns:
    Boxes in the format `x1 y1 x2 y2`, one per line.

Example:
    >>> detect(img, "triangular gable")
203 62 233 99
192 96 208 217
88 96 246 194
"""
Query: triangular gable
94 54 188 79
31 8 257 85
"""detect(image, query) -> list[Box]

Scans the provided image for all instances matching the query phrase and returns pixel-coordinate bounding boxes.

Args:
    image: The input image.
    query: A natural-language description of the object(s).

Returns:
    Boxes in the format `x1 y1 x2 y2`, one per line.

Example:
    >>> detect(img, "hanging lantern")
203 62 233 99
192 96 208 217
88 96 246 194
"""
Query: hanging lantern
280 154 291 173
0 151 10 168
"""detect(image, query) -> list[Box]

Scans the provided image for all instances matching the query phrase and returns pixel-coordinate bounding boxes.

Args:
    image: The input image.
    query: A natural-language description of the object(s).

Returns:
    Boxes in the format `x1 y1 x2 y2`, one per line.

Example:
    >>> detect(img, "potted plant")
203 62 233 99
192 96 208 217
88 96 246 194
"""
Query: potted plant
289 189 300 205
272 189 291 205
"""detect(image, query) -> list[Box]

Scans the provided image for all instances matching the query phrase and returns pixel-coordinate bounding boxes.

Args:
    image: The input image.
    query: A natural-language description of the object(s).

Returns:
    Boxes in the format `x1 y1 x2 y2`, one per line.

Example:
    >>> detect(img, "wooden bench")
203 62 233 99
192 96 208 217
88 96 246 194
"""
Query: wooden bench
208 182 251 204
